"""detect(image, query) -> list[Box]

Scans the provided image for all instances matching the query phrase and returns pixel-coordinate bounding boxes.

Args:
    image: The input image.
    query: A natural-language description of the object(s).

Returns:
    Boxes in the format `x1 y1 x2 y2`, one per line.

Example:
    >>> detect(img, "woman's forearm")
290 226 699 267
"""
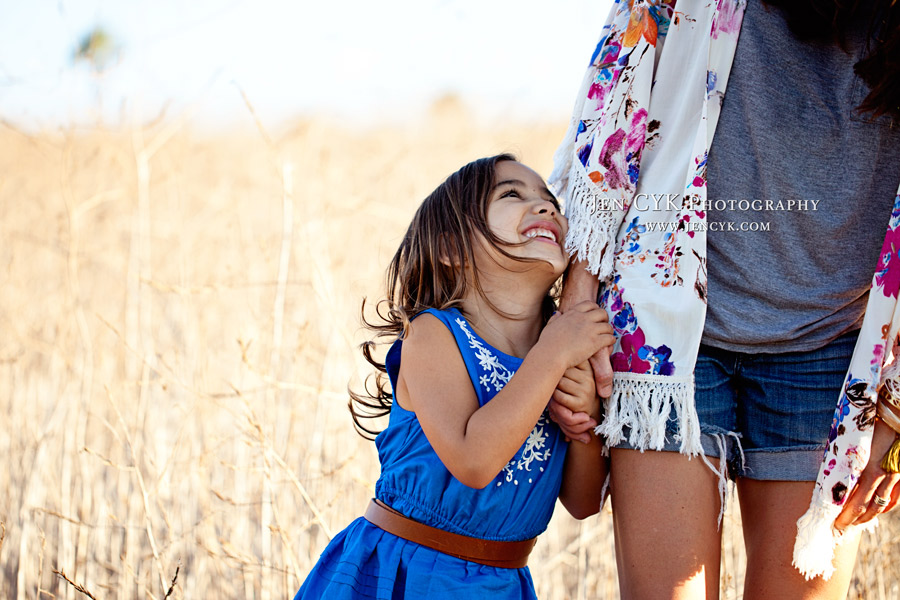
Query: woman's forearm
560 259 601 311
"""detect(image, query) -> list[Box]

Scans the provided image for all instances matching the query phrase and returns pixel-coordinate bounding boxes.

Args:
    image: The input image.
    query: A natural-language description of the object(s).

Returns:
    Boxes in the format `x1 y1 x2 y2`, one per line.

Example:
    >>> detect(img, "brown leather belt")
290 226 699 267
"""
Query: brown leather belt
363 499 536 568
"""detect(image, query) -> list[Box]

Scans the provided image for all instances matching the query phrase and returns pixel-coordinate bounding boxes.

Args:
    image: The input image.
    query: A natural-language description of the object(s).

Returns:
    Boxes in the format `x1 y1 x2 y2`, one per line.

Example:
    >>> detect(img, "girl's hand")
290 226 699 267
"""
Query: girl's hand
549 401 596 444
550 361 599 444
540 301 614 369
558 259 613 396
834 419 900 531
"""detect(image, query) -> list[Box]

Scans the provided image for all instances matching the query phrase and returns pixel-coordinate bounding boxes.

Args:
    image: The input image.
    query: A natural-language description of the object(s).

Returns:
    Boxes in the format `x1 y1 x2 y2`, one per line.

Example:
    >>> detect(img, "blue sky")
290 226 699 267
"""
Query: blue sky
0 0 613 130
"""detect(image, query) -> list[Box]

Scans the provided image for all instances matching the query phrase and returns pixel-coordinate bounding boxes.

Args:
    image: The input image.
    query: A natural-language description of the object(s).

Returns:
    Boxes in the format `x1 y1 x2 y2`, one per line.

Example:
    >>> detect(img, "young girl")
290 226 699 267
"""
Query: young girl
295 154 613 599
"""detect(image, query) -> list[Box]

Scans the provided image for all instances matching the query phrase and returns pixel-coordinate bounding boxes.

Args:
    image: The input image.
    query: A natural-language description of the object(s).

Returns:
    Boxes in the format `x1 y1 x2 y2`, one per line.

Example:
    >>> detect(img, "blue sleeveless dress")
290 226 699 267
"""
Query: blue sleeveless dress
295 307 569 599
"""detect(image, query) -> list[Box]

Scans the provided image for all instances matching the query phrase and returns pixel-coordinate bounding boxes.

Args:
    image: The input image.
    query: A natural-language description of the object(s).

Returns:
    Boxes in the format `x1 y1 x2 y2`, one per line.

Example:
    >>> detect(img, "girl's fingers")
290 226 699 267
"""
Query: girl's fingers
560 410 596 433
560 419 596 435
564 361 595 396
574 360 593 374
561 420 596 443
558 372 593 393
570 301 608 322
561 408 591 426
552 388 582 410
571 300 600 313
548 399 582 426
552 388 596 415
554 370 595 398
565 361 595 381
564 301 590 314
547 400 595 443
556 376 595 398
555 376 577 395
548 398 566 419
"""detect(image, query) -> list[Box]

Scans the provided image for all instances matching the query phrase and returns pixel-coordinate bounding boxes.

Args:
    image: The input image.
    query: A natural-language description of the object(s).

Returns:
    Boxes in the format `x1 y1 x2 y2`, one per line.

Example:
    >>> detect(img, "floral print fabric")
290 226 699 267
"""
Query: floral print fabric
550 0 900 580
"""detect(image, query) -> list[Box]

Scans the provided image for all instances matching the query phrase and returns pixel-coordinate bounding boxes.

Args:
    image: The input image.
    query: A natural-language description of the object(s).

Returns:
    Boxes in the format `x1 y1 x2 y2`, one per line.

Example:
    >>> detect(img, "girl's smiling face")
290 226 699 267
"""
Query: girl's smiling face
482 161 569 277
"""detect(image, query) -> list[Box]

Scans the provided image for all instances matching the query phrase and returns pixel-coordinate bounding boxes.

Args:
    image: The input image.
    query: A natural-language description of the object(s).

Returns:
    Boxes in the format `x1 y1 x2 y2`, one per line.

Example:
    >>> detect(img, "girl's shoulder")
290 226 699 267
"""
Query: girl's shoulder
401 307 471 349
409 307 523 366
385 308 463 381
398 308 463 357
388 306 522 408
412 306 460 327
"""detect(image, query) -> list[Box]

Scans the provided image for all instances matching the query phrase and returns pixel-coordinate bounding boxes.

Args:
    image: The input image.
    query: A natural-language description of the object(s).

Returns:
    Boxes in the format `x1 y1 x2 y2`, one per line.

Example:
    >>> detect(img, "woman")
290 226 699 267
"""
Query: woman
550 0 900 597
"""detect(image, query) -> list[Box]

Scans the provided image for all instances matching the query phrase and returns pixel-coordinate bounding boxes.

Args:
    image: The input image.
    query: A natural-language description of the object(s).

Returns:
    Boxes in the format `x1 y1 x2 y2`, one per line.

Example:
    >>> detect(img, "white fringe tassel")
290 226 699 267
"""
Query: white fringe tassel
597 373 702 456
600 471 612 510
793 501 879 580
700 431 743 527
561 163 627 281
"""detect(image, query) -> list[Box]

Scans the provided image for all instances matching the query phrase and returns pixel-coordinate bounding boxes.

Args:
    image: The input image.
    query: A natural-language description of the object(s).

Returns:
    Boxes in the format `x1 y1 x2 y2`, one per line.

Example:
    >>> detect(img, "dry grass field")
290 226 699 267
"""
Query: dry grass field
0 101 897 599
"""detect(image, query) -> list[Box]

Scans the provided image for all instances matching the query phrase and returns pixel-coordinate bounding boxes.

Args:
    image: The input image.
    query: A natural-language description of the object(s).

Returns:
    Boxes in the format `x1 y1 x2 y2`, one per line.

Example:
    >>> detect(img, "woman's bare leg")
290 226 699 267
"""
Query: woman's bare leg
610 448 723 600
738 479 861 600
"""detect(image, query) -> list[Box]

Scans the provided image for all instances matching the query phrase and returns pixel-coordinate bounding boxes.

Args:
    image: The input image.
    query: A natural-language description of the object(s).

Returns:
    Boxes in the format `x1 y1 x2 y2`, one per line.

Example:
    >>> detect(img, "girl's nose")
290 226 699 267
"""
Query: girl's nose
535 200 557 215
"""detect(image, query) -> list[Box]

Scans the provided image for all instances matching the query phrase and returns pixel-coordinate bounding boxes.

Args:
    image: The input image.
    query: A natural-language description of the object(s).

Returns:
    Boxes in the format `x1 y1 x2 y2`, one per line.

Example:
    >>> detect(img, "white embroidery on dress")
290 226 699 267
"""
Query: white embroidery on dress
455 318 513 392
455 316 551 487
500 414 552 485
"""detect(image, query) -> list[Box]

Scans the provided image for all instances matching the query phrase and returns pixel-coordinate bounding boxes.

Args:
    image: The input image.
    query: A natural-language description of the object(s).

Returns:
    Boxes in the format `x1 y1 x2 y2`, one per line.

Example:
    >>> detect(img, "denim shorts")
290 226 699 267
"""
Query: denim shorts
610 329 859 481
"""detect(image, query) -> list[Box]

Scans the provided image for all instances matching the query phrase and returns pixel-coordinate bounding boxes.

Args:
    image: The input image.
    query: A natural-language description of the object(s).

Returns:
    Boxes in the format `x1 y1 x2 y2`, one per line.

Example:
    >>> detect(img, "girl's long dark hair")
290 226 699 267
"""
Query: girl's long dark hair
349 154 558 439
763 0 900 119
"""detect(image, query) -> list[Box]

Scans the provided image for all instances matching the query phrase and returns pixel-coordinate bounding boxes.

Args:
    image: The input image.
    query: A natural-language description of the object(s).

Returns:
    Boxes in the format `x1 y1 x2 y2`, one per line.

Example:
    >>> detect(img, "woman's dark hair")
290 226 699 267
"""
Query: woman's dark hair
763 0 899 119
349 154 559 439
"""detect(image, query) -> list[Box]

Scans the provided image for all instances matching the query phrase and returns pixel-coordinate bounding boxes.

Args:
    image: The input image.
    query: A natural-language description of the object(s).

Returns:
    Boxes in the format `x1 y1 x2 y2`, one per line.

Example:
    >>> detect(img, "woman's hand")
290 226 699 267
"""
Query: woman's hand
589 349 614 399
834 418 900 531
549 361 599 444
559 259 614 397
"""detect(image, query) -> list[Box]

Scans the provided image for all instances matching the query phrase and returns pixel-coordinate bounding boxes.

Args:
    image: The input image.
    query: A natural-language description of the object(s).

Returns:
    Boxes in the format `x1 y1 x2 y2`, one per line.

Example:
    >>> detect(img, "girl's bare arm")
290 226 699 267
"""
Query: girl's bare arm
397 304 612 489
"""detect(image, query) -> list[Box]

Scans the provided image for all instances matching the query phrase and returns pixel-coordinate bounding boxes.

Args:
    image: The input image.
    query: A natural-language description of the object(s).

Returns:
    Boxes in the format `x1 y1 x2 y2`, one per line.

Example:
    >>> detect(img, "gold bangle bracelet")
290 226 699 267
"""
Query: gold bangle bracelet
877 401 900 436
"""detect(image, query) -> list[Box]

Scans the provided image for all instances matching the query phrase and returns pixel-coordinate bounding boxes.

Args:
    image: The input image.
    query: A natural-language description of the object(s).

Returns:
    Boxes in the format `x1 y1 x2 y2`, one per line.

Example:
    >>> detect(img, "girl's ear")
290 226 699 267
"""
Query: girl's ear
438 234 461 268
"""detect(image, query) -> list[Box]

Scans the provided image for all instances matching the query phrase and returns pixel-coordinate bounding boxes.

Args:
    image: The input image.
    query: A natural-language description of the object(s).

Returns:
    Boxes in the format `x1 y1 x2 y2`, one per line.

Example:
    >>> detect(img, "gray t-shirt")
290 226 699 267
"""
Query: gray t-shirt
702 0 900 352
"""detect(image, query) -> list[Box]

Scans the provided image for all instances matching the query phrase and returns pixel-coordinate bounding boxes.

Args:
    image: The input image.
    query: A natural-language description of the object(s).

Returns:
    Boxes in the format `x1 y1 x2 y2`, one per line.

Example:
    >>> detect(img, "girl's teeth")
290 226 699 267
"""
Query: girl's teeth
526 229 555 242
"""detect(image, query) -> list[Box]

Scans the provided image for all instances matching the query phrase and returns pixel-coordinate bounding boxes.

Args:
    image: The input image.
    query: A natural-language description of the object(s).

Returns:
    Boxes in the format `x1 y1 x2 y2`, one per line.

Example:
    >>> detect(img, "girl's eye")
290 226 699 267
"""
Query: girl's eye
499 187 560 211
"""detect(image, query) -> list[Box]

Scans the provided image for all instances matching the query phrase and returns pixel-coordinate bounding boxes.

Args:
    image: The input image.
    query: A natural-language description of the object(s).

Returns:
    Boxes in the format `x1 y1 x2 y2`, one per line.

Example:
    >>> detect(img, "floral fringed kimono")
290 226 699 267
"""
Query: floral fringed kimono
550 0 900 581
